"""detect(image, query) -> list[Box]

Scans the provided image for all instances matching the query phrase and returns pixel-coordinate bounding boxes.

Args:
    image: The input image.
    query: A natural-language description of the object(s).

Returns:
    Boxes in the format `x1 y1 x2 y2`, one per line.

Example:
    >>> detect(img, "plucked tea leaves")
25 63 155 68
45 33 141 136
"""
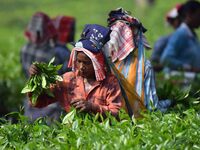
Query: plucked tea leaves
21 57 63 105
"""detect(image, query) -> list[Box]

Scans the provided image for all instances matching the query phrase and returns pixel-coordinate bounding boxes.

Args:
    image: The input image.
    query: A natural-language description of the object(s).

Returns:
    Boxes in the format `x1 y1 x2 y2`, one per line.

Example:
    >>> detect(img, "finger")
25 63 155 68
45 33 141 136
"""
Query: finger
29 65 39 76
72 100 84 108
71 102 79 107
75 103 85 110
70 99 81 105
79 106 86 112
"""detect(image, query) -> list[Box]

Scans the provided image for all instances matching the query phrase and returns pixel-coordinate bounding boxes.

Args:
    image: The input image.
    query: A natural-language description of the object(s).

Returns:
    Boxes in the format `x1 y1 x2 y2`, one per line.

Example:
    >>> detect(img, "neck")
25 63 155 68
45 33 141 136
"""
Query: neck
84 78 96 84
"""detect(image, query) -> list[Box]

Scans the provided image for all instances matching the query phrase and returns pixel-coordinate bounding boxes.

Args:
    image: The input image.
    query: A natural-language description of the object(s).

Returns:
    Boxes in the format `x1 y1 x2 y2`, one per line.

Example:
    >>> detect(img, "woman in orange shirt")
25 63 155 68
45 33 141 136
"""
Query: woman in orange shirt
28 24 122 117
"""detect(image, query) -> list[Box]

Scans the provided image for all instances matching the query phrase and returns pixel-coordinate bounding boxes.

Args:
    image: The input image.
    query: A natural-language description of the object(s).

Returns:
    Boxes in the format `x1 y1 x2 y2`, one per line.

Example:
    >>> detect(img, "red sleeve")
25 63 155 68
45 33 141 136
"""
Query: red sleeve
28 72 74 110
28 83 61 108
28 93 55 108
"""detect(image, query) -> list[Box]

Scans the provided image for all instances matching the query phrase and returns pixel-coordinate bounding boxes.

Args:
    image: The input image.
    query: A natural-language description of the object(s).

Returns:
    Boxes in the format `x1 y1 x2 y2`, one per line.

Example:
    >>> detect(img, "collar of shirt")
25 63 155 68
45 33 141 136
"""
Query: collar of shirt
180 23 196 39
75 71 101 98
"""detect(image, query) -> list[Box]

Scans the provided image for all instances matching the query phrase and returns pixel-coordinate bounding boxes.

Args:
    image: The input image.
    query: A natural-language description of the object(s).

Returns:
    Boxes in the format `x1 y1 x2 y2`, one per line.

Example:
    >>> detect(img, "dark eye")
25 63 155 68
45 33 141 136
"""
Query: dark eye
76 60 81 63
84 61 92 65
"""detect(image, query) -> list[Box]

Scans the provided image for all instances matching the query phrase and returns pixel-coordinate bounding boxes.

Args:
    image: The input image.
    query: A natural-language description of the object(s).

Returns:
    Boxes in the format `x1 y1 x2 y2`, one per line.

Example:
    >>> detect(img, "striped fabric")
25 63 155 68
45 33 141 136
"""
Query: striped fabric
102 21 148 117
103 21 145 101
107 57 145 118
108 21 136 61
144 60 172 111
68 46 106 81
103 20 172 114
136 31 145 99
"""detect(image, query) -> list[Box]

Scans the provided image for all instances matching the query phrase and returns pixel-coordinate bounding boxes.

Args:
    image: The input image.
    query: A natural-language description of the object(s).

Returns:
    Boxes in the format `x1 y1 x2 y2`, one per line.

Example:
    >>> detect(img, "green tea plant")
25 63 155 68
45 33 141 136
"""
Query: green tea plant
0 107 200 150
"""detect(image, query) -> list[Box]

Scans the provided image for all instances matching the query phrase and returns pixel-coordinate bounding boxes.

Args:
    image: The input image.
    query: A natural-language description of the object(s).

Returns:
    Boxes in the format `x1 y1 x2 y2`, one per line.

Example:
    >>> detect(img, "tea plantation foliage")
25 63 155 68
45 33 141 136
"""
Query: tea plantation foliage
0 0 200 149
0 107 200 149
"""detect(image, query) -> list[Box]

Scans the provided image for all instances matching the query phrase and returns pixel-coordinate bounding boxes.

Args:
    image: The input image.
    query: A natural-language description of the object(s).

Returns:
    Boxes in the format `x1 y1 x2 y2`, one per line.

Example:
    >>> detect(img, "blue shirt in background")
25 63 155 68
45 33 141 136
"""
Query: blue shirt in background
151 35 170 63
161 23 200 70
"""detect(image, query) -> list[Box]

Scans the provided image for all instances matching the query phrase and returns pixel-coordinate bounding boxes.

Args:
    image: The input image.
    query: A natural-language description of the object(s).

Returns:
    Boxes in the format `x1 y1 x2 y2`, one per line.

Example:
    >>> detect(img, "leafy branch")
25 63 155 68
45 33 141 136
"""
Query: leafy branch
21 57 63 105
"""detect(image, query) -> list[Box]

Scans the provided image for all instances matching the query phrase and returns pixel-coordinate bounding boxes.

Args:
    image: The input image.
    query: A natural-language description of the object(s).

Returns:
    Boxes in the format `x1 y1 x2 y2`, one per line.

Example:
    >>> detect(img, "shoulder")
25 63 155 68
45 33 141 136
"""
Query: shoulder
103 73 120 87
172 25 188 38
21 43 32 52
62 71 76 82
154 35 170 49
55 45 70 52
55 45 71 56
156 35 170 42
166 29 186 46
63 71 75 78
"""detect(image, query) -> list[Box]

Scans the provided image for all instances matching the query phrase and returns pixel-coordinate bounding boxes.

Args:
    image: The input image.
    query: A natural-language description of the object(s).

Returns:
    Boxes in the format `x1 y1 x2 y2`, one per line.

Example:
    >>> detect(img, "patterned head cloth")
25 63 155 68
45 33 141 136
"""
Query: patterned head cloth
68 24 111 81
52 16 76 44
77 24 111 53
104 8 151 62
107 7 147 33
166 4 183 23
24 12 57 44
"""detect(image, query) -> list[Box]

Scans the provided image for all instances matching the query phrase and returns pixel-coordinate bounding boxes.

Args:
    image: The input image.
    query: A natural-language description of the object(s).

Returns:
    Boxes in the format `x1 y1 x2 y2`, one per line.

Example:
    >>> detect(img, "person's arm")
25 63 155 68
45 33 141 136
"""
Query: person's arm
28 84 60 108
151 36 170 72
27 64 65 108
20 44 31 78
70 75 122 117
151 36 169 63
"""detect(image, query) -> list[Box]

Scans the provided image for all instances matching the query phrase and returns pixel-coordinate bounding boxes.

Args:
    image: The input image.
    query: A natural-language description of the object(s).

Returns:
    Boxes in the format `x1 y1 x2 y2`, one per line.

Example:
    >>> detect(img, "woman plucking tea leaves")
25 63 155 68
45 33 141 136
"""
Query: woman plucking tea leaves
26 24 122 118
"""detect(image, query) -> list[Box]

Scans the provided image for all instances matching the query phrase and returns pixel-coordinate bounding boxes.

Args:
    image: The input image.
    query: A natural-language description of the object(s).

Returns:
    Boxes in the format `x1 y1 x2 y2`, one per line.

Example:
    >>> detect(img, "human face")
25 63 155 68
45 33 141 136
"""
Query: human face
76 51 95 80
186 10 200 29
169 18 181 29
193 10 200 28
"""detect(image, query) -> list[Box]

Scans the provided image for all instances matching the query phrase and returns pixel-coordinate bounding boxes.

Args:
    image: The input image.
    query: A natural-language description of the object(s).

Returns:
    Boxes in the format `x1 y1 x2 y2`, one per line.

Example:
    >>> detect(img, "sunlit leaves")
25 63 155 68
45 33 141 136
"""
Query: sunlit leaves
21 57 63 105
0 108 200 149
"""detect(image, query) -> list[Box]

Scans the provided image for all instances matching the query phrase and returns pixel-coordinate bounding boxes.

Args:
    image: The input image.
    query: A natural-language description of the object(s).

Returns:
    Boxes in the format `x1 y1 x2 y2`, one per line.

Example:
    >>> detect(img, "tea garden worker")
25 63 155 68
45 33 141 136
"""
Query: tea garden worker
103 8 173 115
161 0 200 73
160 1 200 87
21 12 72 123
28 24 122 118
52 15 76 74
151 3 183 72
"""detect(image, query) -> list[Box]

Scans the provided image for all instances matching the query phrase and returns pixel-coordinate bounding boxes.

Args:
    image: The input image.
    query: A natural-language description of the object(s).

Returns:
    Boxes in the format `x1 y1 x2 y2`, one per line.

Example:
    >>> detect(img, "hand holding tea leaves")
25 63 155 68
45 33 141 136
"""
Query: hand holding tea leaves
21 57 63 105
70 99 93 112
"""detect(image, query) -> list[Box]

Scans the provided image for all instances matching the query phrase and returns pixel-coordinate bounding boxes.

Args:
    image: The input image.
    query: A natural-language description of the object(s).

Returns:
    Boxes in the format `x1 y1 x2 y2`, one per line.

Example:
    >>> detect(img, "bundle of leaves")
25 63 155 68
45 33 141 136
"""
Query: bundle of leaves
21 57 63 105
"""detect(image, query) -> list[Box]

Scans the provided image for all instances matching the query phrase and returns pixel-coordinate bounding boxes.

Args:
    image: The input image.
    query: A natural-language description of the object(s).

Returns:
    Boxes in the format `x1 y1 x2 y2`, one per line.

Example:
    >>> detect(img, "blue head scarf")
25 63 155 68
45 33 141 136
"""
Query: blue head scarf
75 24 111 53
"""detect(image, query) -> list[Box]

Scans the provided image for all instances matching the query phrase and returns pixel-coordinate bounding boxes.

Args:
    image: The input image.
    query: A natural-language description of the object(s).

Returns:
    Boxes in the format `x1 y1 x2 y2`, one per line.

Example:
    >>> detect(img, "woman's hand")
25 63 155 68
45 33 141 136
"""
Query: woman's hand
70 99 93 112
29 64 40 76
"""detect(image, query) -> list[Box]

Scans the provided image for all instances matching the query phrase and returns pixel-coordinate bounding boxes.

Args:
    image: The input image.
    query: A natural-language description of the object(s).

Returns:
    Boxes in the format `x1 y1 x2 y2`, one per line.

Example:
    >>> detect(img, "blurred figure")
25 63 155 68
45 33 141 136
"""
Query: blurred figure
161 0 200 73
52 15 76 74
135 0 155 8
20 12 75 123
151 4 183 72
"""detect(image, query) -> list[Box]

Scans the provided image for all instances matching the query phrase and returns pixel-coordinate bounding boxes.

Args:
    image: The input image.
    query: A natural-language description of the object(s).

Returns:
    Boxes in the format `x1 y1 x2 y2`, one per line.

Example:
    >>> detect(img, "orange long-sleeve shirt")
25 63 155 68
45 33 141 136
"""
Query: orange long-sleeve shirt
29 71 122 117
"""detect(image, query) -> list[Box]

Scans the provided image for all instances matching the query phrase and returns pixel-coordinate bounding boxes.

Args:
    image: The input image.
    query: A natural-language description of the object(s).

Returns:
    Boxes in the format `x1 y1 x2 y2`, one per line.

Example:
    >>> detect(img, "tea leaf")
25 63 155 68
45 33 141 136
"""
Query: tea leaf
41 75 46 88
62 109 76 125
48 57 55 67
21 85 32 93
